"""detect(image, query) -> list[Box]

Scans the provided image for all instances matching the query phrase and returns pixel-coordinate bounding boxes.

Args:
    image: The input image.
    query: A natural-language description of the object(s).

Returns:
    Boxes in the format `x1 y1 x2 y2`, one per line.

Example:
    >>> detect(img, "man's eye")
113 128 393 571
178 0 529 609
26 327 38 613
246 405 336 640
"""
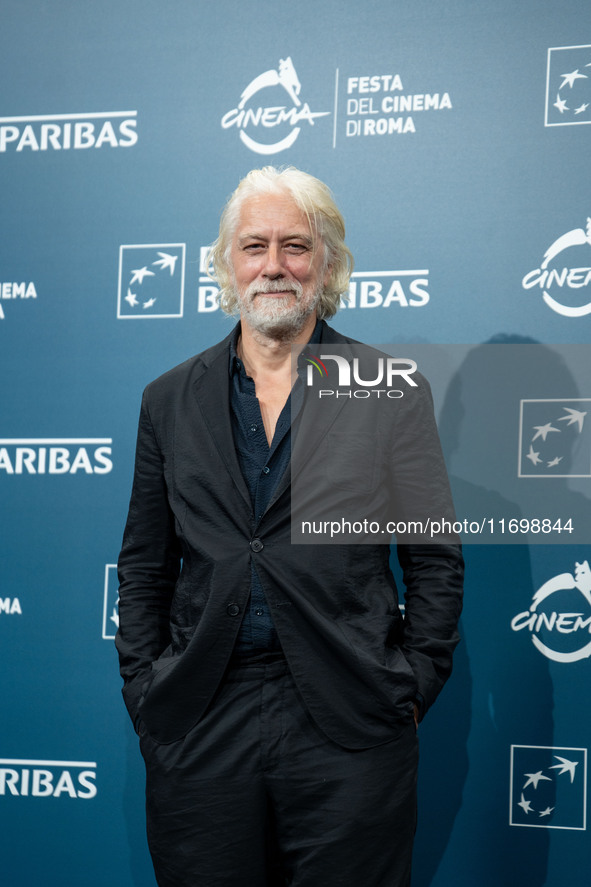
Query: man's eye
244 243 264 252
285 243 307 253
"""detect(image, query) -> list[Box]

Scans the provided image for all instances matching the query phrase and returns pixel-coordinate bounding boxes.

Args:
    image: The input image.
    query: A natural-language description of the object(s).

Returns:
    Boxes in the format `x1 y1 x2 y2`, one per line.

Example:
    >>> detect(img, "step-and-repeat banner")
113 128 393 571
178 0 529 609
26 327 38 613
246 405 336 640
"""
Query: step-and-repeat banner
1 2 589 885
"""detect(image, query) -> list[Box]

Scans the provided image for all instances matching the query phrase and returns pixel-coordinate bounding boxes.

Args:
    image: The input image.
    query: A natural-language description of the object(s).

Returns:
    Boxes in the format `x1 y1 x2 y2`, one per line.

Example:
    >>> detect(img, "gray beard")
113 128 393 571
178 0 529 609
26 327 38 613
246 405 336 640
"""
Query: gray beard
236 279 321 342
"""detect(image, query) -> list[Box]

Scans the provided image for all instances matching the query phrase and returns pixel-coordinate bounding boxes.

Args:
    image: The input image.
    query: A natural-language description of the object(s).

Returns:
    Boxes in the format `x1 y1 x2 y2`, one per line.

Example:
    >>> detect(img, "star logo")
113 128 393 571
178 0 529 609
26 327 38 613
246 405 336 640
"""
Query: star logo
510 746 587 830
558 407 587 433
546 45 591 126
129 266 155 285
559 69 588 90
550 756 579 783
523 771 552 790
117 243 186 319
102 564 120 640
531 422 560 441
518 793 534 814
518 399 591 477
152 252 178 275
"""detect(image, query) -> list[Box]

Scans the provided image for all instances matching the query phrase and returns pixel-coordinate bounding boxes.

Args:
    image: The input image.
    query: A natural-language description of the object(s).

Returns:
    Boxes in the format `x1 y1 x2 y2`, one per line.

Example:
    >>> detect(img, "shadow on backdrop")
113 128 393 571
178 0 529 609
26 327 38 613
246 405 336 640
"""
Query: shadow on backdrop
407 334 588 886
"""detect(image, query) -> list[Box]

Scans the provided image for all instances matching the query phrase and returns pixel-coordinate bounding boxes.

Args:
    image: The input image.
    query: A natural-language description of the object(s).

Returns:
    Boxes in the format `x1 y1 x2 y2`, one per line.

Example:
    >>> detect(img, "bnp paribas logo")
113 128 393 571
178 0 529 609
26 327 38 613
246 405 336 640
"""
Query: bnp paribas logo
518 399 591 477
510 745 587 830
117 243 186 319
0 110 138 152
545 44 591 126
221 57 330 155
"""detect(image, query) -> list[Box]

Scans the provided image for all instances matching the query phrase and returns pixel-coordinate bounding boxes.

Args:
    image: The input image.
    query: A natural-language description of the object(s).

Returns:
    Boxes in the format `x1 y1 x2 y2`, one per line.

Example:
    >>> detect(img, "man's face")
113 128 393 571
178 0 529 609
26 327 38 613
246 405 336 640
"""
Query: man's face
229 192 329 339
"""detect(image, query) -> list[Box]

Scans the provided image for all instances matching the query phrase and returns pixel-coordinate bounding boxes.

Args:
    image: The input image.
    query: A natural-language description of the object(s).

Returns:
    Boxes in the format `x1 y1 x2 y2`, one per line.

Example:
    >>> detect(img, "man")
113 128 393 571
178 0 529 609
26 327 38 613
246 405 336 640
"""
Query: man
116 166 464 887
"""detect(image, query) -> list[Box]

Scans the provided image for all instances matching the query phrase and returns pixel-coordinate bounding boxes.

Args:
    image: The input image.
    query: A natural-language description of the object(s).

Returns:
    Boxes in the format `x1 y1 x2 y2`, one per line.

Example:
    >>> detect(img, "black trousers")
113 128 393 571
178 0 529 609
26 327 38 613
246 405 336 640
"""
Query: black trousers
140 654 418 887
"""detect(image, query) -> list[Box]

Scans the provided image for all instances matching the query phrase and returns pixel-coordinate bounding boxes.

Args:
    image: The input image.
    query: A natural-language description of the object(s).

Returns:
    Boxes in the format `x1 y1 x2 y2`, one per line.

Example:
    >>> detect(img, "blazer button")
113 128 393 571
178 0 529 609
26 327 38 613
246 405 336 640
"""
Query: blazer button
226 603 241 617
250 538 264 552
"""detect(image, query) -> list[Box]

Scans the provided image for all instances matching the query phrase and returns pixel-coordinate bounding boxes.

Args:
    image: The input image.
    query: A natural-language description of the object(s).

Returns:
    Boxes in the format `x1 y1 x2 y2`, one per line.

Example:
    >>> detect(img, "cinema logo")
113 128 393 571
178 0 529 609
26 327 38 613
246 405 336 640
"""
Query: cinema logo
0 759 97 799
0 438 113 475
0 281 38 321
0 598 22 616
511 559 591 663
522 217 591 317
305 351 417 400
0 110 138 153
344 73 452 140
221 57 330 155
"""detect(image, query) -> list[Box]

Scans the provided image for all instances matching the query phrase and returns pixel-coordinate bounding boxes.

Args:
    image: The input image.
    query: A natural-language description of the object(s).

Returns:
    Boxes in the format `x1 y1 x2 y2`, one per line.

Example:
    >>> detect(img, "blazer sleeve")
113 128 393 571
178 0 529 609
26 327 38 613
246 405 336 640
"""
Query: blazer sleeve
115 389 181 728
397 542 464 718
390 376 464 718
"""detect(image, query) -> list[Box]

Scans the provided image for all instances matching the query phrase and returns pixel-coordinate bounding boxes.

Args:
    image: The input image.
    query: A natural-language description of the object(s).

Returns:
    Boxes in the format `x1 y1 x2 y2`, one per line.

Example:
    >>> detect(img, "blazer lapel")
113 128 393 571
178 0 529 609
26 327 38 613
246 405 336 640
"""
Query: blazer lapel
267 323 358 508
191 322 359 519
191 329 252 512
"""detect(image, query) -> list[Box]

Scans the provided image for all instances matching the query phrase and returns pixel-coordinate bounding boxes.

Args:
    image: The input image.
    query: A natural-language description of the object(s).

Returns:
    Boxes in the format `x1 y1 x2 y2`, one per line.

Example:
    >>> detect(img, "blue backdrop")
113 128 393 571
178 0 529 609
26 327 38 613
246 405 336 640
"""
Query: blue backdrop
1 2 590 884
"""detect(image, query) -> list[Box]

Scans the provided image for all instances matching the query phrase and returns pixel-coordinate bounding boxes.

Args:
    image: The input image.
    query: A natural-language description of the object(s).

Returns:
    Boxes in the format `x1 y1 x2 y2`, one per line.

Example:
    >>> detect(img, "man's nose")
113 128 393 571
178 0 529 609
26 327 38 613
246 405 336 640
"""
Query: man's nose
262 245 285 278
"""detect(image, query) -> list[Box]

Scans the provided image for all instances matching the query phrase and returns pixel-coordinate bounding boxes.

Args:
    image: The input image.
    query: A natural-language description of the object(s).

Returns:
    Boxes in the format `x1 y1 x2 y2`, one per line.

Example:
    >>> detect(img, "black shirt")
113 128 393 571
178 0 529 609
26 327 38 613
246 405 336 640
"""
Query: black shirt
229 319 322 654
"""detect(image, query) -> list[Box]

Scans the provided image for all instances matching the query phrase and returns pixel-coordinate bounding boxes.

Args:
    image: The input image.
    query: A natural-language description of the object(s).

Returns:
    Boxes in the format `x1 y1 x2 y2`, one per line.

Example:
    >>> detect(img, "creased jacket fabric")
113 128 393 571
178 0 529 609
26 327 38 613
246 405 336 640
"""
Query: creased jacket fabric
116 322 464 747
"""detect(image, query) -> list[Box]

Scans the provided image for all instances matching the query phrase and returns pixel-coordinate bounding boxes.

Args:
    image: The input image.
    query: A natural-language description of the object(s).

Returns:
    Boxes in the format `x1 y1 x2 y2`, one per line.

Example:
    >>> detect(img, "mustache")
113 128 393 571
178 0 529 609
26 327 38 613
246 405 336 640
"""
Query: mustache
244 279 303 300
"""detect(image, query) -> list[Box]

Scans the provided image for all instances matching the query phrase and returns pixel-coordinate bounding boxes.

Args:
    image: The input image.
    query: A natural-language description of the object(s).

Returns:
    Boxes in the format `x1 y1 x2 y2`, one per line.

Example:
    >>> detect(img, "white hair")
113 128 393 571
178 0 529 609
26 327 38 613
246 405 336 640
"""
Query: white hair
207 166 354 318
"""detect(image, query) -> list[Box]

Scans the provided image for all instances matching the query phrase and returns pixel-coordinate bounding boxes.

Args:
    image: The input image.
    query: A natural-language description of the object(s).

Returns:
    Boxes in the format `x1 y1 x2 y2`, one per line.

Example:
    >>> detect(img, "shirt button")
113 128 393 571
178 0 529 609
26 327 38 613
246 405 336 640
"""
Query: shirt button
254 607 264 617
250 424 258 432
226 603 241 617
262 466 270 475
250 538 264 552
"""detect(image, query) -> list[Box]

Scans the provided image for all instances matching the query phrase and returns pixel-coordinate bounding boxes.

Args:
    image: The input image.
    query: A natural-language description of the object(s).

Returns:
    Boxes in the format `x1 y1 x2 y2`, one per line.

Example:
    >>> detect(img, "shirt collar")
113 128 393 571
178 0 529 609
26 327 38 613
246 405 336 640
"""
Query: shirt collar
228 318 324 378
228 323 243 377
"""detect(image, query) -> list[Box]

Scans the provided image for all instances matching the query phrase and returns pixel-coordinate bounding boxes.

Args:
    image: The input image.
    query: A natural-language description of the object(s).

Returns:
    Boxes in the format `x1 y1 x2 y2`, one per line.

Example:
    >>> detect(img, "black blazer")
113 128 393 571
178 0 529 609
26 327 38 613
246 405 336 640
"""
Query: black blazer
116 322 463 747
